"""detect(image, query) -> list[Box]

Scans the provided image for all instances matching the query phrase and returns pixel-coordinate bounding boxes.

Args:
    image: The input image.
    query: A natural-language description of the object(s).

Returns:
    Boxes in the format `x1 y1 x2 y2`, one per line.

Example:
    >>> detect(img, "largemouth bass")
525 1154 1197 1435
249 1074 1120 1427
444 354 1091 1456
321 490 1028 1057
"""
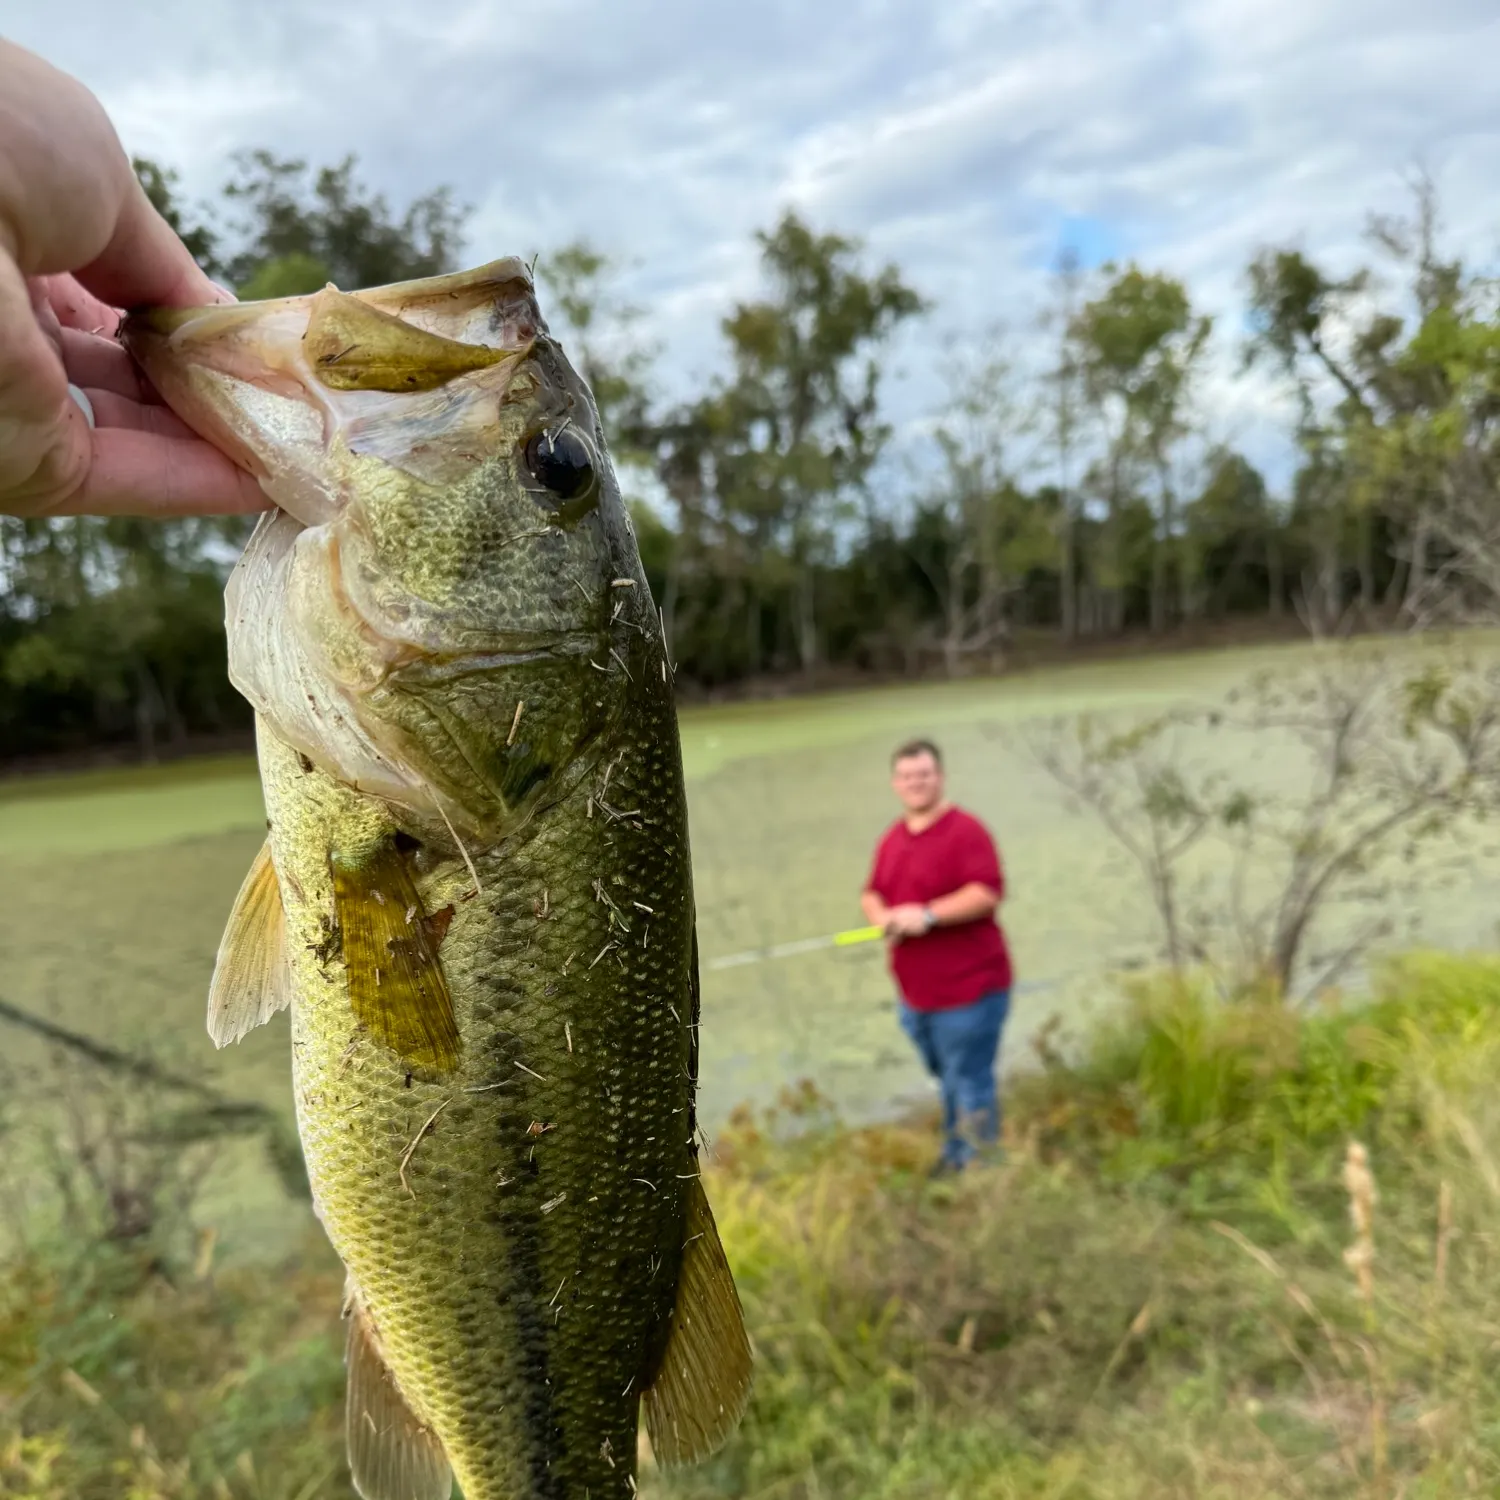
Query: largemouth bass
123 262 750 1499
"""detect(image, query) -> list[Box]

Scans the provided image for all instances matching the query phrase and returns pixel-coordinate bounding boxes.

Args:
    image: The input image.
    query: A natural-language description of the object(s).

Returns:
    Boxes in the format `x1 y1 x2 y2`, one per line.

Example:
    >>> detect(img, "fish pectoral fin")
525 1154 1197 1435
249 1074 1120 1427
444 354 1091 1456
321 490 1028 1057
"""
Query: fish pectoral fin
642 1176 753 1465
207 838 292 1048
332 840 461 1073
345 1285 453 1500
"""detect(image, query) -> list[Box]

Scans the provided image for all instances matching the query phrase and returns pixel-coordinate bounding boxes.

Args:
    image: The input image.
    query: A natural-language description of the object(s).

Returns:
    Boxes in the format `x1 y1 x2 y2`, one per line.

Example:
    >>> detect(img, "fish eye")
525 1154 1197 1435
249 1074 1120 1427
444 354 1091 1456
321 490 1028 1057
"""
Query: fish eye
523 427 595 505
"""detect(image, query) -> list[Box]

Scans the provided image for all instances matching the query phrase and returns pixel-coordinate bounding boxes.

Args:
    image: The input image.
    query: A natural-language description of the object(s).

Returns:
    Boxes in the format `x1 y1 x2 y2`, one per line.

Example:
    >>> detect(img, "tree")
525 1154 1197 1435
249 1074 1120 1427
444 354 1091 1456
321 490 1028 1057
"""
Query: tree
132 157 221 277
221 151 469 296
1030 646 1500 995
1248 246 1378 616
1402 301 1500 617
535 241 655 463
1184 449 1282 619
1354 186 1498 620
0 152 477 766
1245 178 1495 625
12 159 1500 761
1072 266 1212 635
916 341 1051 673
1246 248 1374 419
1041 248 1085 640
698 212 925 672
0 515 242 761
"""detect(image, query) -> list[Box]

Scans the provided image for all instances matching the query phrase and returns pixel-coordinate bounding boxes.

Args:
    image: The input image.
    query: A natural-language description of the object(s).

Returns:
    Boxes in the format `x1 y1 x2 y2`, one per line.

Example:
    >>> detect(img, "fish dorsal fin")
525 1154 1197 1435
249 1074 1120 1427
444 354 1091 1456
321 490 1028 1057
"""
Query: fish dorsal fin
207 838 292 1048
331 841 461 1073
345 1284 453 1500
304 286 515 393
642 1176 753 1465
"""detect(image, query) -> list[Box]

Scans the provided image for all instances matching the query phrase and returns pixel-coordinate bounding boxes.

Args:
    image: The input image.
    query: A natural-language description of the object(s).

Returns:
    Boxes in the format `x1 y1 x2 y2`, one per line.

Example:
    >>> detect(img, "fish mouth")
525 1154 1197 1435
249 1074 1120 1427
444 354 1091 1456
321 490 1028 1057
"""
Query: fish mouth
122 261 547 525
127 258 541 346
388 639 602 672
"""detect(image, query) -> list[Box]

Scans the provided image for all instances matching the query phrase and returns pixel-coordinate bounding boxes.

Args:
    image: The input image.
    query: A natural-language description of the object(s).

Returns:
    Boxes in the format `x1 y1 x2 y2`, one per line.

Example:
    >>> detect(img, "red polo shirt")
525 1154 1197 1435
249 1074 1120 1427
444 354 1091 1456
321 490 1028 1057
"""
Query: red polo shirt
865 806 1012 1011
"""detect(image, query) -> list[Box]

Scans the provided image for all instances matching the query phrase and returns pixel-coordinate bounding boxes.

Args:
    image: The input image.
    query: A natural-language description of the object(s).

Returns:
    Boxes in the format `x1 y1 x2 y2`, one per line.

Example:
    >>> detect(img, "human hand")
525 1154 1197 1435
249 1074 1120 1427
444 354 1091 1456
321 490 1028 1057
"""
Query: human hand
884 904 932 940
0 41 266 518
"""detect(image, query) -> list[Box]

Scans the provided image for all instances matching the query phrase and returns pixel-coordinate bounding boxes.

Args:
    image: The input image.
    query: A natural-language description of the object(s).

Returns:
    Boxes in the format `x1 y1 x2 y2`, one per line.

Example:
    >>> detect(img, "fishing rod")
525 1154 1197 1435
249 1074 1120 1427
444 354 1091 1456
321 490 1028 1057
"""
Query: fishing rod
705 925 1068 996
705 924 885 972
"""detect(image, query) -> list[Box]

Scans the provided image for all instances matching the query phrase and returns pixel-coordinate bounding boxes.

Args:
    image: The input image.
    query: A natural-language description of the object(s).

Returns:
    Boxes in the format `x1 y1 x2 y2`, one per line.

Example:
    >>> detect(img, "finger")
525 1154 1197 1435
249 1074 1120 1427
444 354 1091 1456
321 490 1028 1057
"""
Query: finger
49 429 269 518
74 176 226 311
0 252 88 506
0 46 224 310
83 387 202 441
27 275 65 353
0 41 127 273
39 273 121 335
58 328 153 402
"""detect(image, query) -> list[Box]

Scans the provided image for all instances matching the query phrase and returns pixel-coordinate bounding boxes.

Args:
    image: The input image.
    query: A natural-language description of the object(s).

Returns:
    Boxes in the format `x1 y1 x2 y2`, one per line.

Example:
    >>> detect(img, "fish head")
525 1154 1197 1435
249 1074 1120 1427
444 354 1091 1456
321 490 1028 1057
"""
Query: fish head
123 262 652 839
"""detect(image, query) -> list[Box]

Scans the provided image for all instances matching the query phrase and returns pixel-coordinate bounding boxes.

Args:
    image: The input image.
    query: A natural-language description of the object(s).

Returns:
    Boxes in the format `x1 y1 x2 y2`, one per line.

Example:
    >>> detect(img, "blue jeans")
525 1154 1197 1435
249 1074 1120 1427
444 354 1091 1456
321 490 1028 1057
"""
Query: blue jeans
899 990 1010 1168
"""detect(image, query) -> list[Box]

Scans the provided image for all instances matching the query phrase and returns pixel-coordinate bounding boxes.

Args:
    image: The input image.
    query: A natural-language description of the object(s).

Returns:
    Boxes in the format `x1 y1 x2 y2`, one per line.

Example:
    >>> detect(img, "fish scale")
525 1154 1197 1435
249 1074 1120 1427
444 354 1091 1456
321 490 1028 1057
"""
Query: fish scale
269 586 698 1499
123 261 750 1498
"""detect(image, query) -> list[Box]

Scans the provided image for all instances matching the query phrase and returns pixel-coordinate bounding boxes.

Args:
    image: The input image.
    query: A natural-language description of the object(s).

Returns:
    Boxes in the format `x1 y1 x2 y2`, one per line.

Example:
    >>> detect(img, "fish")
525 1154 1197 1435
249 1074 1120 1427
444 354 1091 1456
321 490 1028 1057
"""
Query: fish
122 261 751 1500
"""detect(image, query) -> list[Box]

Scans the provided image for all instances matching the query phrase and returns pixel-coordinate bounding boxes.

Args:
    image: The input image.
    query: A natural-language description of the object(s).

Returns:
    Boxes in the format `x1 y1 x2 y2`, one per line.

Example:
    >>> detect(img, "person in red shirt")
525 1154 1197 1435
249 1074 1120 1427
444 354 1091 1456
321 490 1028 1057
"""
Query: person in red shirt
861 738 1012 1175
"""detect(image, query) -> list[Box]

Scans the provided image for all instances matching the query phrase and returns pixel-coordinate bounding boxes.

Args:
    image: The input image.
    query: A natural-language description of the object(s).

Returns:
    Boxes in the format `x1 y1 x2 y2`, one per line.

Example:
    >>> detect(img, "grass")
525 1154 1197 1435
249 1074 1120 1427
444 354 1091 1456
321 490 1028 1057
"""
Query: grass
4 637 1500 1255
7 953 1500 1497
0 753 258 807
658 954 1500 1499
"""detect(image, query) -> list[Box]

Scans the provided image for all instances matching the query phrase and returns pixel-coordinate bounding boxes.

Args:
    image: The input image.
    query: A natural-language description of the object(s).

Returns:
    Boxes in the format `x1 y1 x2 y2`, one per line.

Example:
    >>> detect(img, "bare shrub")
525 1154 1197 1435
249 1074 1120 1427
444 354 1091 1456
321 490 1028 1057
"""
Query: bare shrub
1025 643 1500 998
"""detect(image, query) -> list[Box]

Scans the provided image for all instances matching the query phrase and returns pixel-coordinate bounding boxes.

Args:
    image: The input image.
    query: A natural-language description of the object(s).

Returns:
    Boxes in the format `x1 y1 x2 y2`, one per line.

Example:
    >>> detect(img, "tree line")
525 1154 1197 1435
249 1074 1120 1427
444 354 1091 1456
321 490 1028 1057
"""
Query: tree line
1 157 1495 762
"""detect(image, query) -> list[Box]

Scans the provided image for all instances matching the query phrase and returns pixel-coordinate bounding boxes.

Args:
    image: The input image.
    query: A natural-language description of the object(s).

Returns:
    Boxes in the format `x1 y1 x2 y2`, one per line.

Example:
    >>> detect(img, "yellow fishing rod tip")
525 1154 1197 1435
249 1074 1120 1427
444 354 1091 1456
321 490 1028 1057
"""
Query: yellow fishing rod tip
833 926 884 946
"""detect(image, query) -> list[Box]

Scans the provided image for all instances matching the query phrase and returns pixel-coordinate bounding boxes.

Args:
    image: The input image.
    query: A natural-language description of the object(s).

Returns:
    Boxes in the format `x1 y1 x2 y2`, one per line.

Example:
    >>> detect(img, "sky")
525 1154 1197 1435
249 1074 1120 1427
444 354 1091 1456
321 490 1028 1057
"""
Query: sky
8 0 1500 495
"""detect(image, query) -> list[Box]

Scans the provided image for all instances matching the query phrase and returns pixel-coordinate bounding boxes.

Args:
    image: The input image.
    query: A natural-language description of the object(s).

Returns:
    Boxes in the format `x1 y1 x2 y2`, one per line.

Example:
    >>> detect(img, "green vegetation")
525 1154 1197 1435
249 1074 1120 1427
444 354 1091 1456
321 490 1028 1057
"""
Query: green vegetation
5 160 1497 761
0 152 465 766
1028 641 1500 994
5 641 1499 1164
7 954 1500 1497
7 639 1496 1136
6 642 1500 1493
0 72 1494 1500
675 953 1500 1498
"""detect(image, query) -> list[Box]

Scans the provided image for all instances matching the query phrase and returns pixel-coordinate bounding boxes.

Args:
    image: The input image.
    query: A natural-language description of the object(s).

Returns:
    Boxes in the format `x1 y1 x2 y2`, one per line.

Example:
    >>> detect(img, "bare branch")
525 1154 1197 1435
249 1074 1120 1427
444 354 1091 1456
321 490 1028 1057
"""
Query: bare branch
1029 644 1500 998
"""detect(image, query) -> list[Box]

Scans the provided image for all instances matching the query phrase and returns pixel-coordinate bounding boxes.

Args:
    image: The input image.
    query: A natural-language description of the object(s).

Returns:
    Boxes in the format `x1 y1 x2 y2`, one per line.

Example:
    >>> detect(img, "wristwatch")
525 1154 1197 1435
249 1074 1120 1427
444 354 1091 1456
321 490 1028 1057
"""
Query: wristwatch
921 906 937 932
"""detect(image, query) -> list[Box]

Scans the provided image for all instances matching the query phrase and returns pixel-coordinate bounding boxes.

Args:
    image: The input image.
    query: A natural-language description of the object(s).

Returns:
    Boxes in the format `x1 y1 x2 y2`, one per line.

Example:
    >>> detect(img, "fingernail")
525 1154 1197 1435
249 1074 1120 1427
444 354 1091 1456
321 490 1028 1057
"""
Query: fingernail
68 384 96 429
208 280 238 305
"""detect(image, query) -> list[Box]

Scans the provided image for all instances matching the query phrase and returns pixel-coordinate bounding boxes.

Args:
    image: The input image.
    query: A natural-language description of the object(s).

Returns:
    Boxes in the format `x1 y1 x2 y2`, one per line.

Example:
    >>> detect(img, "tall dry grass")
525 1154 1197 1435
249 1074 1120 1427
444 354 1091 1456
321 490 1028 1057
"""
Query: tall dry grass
7 953 1500 1497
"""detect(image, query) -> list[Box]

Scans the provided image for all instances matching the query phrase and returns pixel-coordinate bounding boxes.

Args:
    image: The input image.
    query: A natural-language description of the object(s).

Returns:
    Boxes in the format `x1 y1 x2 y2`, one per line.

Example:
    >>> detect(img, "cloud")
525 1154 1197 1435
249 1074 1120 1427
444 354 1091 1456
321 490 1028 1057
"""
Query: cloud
7 0 1497 490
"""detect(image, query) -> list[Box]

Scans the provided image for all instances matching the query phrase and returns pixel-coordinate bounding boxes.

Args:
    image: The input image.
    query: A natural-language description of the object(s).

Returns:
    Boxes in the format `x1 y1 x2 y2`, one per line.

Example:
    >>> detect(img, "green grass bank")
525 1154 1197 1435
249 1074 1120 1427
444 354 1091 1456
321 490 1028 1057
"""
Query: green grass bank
6 951 1500 1498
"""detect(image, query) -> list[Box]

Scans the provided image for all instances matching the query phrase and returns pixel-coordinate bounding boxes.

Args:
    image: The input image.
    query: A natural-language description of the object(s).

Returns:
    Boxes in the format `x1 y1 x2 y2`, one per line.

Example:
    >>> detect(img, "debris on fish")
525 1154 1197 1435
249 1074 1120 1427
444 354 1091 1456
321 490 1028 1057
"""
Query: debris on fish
124 261 751 1500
